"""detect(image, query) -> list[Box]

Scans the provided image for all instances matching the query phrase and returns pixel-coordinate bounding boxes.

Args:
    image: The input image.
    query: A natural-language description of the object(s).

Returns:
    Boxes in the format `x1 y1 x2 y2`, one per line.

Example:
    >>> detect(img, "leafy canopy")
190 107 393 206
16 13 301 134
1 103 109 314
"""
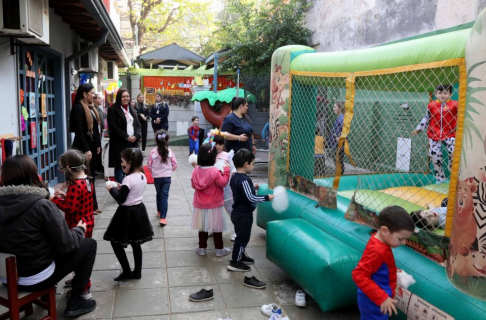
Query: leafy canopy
216 0 313 75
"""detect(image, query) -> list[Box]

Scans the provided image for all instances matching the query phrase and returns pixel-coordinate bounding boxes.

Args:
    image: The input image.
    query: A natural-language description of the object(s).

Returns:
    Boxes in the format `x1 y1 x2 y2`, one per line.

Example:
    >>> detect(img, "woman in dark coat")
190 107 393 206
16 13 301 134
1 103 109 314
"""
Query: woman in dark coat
107 88 141 183
149 93 169 134
70 83 102 213
221 97 256 154
133 93 149 151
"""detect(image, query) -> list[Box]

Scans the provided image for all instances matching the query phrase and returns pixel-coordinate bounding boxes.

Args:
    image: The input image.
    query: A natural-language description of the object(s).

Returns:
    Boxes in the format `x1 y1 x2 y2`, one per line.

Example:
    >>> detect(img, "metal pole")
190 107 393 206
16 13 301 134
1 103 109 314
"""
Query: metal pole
213 52 219 93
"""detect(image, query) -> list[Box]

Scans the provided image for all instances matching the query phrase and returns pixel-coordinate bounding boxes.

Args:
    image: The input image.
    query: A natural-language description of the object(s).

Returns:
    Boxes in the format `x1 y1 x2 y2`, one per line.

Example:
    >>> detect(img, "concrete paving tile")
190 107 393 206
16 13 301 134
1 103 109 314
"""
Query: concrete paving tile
125 239 164 252
99 210 116 219
152 227 164 238
95 218 112 229
170 310 228 320
166 237 216 251
161 215 191 226
128 251 166 269
90 270 120 292
212 264 261 284
167 266 215 287
56 291 116 320
226 307 269 320
118 268 167 289
266 281 314 306
163 225 197 238
103 203 120 211
92 228 107 240
246 234 267 247
251 224 266 235
94 253 122 270
169 286 225 313
165 250 209 268
114 288 169 317
95 239 114 254
254 265 292 282
219 283 276 309
283 304 360 320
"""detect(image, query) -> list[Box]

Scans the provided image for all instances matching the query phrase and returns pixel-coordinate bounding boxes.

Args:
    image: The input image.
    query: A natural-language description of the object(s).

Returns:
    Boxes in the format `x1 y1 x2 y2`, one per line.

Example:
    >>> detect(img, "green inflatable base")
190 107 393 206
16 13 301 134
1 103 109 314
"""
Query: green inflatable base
257 184 486 319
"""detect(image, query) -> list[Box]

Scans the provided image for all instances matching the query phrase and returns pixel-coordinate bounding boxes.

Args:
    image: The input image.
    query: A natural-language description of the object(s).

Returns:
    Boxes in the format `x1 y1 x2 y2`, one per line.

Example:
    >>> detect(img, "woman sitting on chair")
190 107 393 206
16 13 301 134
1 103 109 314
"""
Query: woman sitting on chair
0 155 97 317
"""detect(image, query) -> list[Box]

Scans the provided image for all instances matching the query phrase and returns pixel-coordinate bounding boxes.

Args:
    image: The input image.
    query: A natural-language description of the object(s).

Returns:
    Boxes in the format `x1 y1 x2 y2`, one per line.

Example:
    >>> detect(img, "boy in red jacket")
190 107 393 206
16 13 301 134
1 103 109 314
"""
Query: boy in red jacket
352 206 414 319
411 84 457 184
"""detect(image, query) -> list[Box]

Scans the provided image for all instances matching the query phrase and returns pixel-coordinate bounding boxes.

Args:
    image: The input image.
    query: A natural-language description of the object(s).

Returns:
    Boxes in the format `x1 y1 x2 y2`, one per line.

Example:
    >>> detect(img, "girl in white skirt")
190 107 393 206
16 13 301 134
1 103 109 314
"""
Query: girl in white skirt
191 143 231 257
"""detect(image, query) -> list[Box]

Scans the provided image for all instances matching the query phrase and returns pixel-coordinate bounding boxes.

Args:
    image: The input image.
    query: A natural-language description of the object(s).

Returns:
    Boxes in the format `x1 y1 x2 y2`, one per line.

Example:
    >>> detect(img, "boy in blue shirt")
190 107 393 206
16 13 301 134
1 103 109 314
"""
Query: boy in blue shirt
228 148 274 273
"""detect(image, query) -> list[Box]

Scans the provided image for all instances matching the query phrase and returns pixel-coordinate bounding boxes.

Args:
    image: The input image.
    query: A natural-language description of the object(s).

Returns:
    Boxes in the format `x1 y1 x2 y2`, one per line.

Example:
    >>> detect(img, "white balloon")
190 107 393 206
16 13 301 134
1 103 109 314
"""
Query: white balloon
105 181 118 188
272 186 289 213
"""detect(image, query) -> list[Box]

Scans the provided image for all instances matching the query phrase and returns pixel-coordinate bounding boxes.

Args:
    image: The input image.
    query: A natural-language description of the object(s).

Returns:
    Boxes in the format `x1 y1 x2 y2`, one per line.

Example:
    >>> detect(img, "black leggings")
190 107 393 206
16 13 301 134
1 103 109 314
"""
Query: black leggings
111 242 143 276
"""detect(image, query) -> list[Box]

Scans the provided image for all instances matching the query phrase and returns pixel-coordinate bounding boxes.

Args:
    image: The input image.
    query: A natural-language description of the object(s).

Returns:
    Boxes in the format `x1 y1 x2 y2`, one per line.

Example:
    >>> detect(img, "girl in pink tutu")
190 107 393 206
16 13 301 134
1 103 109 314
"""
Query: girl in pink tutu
191 143 231 257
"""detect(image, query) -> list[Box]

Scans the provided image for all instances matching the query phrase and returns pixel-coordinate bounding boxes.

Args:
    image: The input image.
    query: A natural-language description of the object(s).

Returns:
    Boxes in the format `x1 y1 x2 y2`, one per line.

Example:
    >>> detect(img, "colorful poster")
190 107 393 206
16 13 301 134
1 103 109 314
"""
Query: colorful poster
30 122 37 149
42 121 47 145
41 93 47 117
29 92 36 118
395 284 455 320
287 172 337 208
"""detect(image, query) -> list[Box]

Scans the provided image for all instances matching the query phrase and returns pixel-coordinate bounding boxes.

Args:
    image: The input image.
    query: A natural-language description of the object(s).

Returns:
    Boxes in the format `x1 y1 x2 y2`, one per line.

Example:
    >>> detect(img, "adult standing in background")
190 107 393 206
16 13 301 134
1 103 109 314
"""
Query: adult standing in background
221 97 256 154
107 88 141 183
70 83 101 214
134 93 149 151
93 92 105 176
150 93 169 135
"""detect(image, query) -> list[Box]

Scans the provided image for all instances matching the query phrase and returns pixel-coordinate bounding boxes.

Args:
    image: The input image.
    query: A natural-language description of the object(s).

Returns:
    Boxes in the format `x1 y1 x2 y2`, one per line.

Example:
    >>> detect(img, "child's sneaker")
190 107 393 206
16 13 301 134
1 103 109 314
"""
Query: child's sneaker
189 288 214 302
243 276 266 289
208 230 213 237
228 260 251 272
261 303 282 317
215 247 231 257
159 218 167 226
195 247 206 256
230 233 237 241
295 289 306 307
241 252 254 264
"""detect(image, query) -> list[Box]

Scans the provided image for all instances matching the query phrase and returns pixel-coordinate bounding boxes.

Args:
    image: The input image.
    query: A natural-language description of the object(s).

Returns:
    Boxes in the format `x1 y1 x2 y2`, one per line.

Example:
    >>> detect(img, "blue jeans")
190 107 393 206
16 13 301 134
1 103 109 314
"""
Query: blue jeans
154 177 171 218
189 138 199 155
114 166 124 184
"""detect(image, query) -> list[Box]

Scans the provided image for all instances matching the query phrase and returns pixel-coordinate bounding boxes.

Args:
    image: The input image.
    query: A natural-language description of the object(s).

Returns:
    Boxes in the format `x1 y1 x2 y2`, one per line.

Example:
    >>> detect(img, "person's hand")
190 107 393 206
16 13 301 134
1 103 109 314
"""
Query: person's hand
155 118 161 124
224 161 230 168
77 219 87 232
54 189 66 199
85 150 92 160
254 183 259 190
411 129 419 136
252 145 257 154
97 147 101 154
194 138 198 141
268 194 275 201
191 162 197 168
141 115 146 121
239 134 248 142
380 297 398 316
127 136 137 143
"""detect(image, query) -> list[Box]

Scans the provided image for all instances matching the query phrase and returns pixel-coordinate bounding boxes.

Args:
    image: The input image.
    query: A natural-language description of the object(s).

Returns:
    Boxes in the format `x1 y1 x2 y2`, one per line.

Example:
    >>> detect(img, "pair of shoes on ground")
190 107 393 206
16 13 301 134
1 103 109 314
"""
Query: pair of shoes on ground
64 297 97 317
195 247 231 257
189 288 213 302
227 253 255 272
261 303 290 320
114 271 142 281
243 276 266 289
295 289 306 307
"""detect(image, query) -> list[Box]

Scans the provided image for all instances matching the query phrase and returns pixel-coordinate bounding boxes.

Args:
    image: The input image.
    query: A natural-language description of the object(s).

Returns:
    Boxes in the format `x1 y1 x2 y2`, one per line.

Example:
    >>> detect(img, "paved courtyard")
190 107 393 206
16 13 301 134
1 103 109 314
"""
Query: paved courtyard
2 146 359 319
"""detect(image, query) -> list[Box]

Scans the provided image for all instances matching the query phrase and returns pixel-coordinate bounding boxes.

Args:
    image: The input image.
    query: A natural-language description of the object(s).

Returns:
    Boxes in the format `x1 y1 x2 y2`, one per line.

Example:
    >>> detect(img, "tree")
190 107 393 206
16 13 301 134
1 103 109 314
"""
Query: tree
217 0 313 75
125 0 217 54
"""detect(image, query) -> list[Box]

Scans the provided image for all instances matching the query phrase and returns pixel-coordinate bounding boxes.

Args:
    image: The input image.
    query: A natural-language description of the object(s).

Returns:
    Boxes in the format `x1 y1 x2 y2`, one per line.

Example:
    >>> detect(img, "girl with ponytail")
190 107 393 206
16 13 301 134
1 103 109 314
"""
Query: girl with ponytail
147 130 178 225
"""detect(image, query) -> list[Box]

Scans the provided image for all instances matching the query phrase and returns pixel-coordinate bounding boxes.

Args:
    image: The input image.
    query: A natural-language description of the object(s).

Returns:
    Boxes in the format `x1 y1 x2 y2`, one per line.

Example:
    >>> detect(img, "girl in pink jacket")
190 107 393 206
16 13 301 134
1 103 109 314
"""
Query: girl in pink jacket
191 143 231 257
147 130 178 226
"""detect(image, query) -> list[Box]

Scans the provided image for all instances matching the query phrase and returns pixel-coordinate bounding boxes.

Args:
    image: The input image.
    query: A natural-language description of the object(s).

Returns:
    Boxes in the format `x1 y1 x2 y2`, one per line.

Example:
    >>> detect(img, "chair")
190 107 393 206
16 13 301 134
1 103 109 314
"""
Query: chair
0 253 56 320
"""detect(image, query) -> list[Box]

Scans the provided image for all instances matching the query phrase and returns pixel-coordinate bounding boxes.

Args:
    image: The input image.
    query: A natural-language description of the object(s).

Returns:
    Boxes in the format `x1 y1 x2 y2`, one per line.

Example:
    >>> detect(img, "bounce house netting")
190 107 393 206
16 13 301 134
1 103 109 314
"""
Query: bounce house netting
288 64 461 238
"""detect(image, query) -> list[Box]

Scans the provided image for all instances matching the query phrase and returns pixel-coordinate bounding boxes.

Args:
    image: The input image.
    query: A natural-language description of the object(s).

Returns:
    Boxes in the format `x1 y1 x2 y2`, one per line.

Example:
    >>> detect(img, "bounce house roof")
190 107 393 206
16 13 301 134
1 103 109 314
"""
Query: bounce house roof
192 88 256 106
290 28 470 73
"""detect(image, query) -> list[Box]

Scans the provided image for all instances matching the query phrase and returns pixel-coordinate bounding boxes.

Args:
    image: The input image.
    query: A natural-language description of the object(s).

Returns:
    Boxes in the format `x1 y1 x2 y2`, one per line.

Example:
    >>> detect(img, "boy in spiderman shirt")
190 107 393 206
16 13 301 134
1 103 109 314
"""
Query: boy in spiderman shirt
411 84 458 184
352 206 415 319
188 116 200 156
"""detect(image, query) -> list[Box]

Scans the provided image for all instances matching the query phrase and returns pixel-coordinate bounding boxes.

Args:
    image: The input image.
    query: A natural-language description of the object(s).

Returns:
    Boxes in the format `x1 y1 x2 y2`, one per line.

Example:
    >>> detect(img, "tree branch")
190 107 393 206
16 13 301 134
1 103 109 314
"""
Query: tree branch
154 8 177 33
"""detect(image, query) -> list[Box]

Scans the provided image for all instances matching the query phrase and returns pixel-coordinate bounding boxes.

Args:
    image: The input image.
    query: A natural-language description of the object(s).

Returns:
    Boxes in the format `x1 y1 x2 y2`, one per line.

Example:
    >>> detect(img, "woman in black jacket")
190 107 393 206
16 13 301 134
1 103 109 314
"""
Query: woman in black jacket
133 93 149 151
0 155 97 317
107 88 141 183
70 83 102 214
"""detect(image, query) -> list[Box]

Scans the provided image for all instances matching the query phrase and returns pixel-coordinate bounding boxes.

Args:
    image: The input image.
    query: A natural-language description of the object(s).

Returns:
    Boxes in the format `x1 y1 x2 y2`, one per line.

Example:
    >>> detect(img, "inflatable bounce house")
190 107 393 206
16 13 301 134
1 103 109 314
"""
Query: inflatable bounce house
257 9 486 319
